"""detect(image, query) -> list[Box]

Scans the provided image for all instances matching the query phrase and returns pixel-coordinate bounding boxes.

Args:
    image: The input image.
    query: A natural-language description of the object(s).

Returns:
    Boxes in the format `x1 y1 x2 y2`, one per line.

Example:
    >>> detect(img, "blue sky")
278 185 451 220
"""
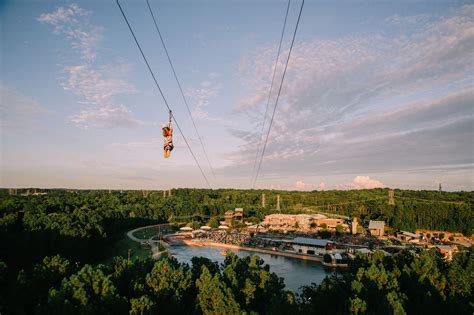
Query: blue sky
1 0 473 191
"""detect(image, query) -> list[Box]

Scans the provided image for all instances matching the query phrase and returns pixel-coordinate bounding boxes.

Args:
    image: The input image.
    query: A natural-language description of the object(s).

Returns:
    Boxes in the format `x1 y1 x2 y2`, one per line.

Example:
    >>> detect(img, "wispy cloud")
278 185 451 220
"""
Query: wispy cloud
38 4 98 61
61 64 135 105
68 105 142 130
384 14 430 26
38 3 139 129
185 73 235 126
187 79 220 120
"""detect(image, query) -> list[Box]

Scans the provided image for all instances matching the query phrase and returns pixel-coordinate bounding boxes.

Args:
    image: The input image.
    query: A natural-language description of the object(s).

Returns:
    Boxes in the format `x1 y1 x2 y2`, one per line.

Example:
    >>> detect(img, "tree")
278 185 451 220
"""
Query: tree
323 254 332 263
48 265 126 314
145 259 193 313
208 217 219 229
196 266 240 315
320 223 328 229
129 295 155 315
319 230 331 239
15 255 75 313
335 224 344 235
190 221 200 230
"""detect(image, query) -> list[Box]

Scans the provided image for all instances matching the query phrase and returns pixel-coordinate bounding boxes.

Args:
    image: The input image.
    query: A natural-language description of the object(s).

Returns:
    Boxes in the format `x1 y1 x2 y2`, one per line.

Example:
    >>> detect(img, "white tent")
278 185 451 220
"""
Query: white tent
218 225 229 230
179 226 193 231
200 226 212 230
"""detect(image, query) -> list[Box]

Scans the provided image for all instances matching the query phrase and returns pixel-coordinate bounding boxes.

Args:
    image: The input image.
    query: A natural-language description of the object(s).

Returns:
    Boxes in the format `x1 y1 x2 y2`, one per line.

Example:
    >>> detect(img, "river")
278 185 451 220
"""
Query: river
169 244 337 293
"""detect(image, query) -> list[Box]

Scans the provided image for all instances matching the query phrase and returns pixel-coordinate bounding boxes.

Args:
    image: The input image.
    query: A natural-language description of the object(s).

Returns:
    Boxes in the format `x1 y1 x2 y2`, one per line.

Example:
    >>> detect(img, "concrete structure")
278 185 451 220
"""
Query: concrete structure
262 213 344 231
318 218 345 228
389 189 395 205
224 211 234 225
351 217 358 235
397 231 421 243
234 208 244 223
223 209 245 226
368 220 385 237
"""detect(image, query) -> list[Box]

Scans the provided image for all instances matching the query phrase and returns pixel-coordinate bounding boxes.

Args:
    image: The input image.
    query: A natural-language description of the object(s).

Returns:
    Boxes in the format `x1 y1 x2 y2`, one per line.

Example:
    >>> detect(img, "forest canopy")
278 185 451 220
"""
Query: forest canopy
0 188 472 314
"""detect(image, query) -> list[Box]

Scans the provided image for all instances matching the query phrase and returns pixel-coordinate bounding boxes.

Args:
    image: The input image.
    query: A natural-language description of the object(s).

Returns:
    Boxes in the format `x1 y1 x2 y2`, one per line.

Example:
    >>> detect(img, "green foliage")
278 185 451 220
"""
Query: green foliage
48 264 126 314
129 295 155 315
299 248 474 315
0 188 472 314
207 217 219 228
319 229 332 239
196 266 240 314
145 258 192 310
190 221 201 230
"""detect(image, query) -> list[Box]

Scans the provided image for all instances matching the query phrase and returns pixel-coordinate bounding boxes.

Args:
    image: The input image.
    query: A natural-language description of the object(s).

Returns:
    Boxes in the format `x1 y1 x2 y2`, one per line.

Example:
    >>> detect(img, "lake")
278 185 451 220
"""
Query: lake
169 244 337 293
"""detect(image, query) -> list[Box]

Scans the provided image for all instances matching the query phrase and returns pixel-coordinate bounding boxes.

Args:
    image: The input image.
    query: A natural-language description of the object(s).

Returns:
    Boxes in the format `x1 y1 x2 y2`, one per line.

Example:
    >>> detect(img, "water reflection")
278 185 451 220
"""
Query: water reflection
169 245 337 293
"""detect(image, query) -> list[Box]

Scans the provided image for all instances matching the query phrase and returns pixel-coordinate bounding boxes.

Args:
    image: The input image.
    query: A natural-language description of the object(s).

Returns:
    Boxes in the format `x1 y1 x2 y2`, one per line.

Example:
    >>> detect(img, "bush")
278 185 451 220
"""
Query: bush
319 230 331 239
323 254 332 263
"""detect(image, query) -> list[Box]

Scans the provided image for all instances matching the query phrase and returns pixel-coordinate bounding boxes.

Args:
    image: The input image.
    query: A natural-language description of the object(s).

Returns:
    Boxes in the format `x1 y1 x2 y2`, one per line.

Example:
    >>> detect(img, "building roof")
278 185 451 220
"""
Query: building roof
234 208 243 212
356 248 372 254
200 226 211 230
290 237 330 247
400 231 420 238
179 227 193 231
225 211 234 214
218 225 229 229
310 214 327 219
368 220 385 230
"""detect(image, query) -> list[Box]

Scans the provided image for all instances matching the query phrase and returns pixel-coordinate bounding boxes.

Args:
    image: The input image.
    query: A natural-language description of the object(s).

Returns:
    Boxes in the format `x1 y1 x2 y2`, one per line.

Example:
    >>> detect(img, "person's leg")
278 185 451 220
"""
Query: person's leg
163 149 167 158
166 150 171 158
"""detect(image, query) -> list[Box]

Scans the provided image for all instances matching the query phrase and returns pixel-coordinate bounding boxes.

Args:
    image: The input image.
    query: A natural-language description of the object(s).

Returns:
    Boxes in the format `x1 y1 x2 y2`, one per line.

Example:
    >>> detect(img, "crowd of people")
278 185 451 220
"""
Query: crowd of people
194 230 250 246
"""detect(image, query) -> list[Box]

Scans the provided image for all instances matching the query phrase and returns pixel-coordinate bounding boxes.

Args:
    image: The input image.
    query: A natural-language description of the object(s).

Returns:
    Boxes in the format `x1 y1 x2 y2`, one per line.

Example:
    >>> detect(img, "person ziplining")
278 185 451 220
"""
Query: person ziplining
162 110 174 158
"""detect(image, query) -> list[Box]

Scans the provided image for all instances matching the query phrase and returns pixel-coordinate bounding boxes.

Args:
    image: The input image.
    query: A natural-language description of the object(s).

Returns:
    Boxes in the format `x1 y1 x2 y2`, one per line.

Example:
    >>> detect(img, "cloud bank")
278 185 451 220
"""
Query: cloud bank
224 5 474 189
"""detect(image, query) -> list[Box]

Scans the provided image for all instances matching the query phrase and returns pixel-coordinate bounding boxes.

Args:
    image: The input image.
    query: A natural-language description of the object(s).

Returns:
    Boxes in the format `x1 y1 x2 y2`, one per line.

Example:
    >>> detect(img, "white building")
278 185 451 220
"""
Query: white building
368 220 385 237
287 237 339 255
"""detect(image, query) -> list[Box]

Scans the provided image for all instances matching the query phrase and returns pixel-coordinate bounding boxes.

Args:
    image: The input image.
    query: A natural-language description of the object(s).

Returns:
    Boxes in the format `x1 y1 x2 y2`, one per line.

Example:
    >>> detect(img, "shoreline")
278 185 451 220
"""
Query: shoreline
183 239 325 263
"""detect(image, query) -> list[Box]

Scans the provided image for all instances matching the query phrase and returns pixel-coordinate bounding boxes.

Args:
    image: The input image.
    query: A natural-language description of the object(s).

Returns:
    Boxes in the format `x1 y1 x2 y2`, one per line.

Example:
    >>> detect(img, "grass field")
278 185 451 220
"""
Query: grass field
101 233 151 265
131 225 175 240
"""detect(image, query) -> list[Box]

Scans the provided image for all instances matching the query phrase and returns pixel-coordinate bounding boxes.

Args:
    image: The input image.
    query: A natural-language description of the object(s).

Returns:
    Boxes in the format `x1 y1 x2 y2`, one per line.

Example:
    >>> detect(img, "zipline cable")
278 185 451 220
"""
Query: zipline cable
146 0 216 178
252 0 305 188
251 0 291 186
116 0 211 189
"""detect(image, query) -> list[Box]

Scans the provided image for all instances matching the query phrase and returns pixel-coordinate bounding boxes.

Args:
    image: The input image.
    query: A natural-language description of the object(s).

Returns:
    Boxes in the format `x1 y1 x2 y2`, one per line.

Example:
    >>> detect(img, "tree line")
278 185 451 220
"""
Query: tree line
0 188 472 314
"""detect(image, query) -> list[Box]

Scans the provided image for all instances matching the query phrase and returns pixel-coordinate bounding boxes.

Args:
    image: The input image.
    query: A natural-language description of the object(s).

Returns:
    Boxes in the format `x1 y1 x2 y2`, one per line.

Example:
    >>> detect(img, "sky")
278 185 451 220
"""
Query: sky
0 0 473 191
